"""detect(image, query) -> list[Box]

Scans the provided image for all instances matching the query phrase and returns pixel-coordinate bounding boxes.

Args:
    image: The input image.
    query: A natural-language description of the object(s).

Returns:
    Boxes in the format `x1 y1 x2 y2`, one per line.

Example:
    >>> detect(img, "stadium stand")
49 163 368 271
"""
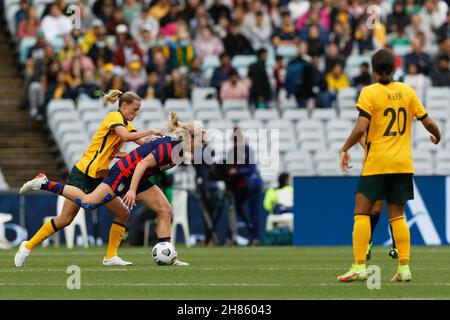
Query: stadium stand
2 0 449 188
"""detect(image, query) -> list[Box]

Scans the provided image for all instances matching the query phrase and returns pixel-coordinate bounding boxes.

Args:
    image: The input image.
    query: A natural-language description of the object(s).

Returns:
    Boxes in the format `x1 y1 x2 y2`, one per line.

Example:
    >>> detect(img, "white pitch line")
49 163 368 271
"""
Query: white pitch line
1 266 450 273
1 282 450 288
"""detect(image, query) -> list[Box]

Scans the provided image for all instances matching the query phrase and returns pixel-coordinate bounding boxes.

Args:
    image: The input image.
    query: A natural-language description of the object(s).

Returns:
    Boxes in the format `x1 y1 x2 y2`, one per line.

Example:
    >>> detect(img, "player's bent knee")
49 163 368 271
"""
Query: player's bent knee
116 208 130 221
157 205 172 220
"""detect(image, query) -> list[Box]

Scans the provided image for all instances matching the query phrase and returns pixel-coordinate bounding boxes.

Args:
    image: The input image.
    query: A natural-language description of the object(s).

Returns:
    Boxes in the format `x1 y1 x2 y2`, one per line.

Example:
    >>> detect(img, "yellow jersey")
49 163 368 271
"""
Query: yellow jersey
76 111 136 178
355 82 428 176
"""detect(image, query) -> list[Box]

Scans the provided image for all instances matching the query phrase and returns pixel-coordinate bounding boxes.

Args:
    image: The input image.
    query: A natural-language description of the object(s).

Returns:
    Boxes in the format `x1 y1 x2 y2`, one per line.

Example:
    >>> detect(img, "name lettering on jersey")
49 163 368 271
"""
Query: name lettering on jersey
387 92 403 100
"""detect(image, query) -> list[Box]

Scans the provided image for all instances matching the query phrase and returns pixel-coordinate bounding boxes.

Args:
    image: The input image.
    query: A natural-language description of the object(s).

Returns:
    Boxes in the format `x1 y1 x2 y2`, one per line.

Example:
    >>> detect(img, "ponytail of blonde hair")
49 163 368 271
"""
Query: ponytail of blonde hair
167 112 204 148
103 90 141 106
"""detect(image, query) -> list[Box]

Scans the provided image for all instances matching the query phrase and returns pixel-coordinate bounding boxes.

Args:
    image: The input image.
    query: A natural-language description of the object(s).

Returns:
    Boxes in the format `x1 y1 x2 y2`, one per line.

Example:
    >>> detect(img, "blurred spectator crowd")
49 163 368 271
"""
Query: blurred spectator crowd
5 0 450 119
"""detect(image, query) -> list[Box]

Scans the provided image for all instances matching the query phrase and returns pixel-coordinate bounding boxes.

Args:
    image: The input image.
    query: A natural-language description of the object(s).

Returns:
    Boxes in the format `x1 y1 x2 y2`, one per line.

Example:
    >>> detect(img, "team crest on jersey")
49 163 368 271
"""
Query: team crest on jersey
117 183 125 192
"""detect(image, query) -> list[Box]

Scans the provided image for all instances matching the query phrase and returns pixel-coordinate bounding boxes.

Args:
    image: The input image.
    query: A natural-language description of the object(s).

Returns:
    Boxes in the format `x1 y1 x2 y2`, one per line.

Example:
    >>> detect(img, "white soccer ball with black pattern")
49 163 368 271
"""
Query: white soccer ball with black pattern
152 242 177 265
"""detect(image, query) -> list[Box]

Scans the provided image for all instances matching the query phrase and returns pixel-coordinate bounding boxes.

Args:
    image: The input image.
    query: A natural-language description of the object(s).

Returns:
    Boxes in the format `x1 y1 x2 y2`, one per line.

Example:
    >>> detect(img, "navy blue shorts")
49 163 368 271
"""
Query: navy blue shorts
103 167 155 197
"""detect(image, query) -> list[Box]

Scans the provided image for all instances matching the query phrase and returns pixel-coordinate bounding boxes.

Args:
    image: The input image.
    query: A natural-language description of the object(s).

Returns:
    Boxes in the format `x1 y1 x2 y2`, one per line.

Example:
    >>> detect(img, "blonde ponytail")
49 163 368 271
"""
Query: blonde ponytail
167 112 204 146
103 89 123 104
103 90 141 106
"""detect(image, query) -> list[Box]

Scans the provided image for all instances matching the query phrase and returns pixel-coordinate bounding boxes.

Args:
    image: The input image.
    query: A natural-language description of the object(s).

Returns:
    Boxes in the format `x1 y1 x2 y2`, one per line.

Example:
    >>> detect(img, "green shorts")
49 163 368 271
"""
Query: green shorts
356 174 414 204
68 166 103 194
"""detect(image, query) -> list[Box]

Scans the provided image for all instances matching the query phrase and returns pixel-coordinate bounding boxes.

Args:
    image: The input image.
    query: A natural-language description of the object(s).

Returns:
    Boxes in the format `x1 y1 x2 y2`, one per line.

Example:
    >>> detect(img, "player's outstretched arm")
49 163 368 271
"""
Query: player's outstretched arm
122 154 157 209
421 116 441 145
114 126 164 142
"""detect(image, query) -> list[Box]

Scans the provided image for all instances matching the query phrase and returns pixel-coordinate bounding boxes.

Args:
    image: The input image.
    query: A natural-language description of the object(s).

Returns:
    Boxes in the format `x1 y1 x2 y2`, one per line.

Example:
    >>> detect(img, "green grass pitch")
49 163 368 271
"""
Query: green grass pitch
1 245 449 299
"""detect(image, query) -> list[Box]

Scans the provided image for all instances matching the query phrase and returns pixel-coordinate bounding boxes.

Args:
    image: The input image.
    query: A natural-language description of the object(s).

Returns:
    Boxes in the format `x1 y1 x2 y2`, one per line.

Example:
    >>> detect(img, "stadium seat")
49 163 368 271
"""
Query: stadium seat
0 213 12 249
222 99 249 111
146 120 169 130
60 132 89 149
282 109 308 121
170 189 191 247
276 45 298 59
426 100 450 122
77 99 104 113
326 119 353 133
435 150 450 175
279 93 298 110
231 55 257 68
141 99 163 110
19 37 37 64
296 119 325 135
202 55 221 71
266 213 294 232
225 109 251 122
339 109 358 120
207 119 234 130
425 87 450 102
191 87 217 103
47 99 76 122
413 150 434 175
164 98 191 111
49 111 80 133
310 108 338 121
137 108 166 123
337 88 357 110
57 122 85 138
253 109 280 121
86 122 100 138
393 44 412 57
284 151 313 174
168 109 194 122
65 143 89 167
196 109 223 122
314 151 342 176
414 122 441 151
327 130 349 151
298 130 326 152
80 111 106 128
237 119 264 130
345 55 371 78
192 99 221 112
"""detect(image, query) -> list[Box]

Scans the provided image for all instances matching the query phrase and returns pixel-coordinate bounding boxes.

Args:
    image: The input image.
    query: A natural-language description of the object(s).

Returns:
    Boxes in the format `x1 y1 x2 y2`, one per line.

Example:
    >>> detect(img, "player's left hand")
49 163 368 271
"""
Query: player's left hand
339 150 353 172
122 190 136 209
150 129 165 136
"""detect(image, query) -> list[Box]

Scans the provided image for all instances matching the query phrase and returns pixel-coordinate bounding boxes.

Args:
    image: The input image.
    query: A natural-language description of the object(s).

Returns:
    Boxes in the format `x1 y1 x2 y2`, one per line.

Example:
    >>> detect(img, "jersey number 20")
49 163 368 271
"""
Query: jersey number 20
384 107 407 137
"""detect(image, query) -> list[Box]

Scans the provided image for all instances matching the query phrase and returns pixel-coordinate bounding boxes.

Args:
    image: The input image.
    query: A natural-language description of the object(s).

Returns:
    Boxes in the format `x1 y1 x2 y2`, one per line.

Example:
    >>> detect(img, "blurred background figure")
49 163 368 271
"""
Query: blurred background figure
226 128 263 246
263 172 293 215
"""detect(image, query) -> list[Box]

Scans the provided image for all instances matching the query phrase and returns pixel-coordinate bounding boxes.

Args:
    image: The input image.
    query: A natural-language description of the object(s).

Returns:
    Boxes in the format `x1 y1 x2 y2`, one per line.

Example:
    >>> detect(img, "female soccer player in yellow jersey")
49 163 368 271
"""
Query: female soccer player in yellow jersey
14 90 164 267
337 49 441 282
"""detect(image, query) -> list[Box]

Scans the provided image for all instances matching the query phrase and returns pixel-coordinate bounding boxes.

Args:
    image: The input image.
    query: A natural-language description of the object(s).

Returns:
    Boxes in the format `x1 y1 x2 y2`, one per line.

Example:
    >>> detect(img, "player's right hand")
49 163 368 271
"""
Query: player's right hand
430 135 440 145
339 150 353 172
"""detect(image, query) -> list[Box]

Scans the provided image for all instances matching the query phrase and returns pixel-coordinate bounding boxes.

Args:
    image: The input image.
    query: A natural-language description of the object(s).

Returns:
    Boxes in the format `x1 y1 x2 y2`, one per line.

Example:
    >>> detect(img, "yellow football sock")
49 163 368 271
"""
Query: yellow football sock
390 216 410 265
106 222 126 259
352 214 371 265
25 219 58 250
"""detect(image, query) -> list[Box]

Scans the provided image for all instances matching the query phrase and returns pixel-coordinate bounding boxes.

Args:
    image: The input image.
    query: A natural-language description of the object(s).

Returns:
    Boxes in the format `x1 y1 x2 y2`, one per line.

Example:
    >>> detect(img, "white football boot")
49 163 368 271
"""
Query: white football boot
172 259 189 266
103 256 133 266
14 241 31 267
19 173 48 195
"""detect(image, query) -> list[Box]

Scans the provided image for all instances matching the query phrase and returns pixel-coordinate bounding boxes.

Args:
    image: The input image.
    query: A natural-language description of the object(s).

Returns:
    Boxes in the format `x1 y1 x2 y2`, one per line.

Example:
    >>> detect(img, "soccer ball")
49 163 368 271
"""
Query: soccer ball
152 242 177 265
